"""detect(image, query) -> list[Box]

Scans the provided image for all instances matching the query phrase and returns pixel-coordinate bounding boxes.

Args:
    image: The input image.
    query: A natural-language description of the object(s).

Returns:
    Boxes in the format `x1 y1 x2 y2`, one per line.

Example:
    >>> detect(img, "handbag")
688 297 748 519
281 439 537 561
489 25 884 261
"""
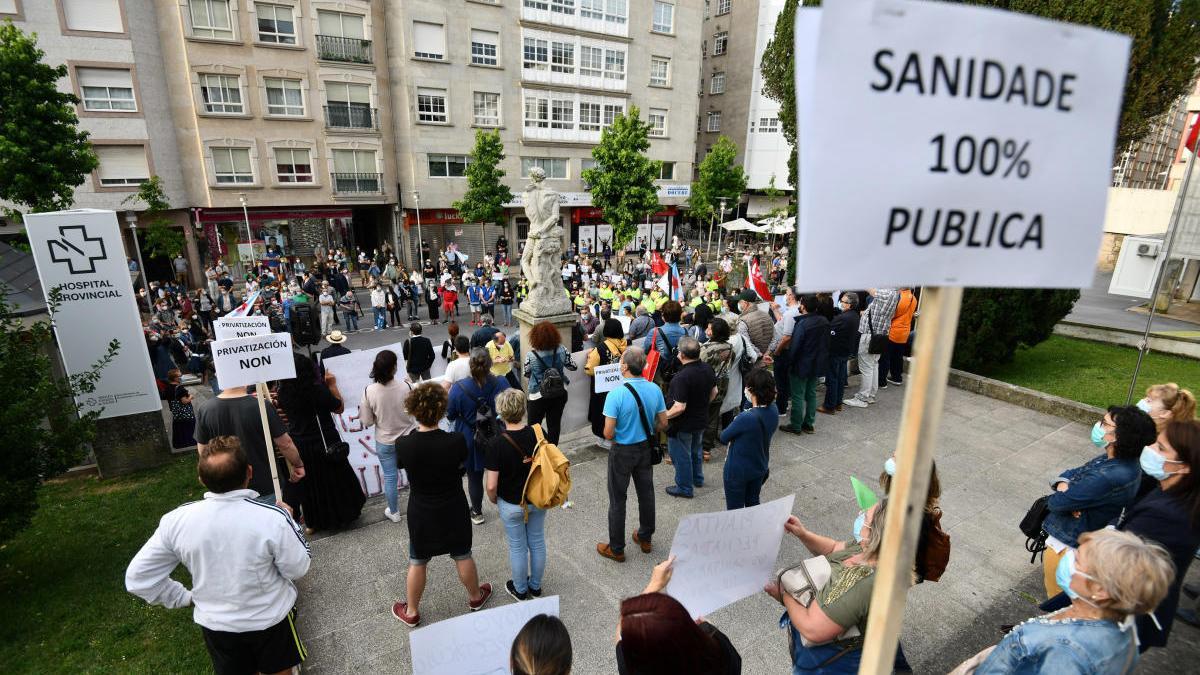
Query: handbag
1019 494 1052 563
866 305 888 355
643 328 663 382
314 409 350 460
776 556 863 648
625 382 663 465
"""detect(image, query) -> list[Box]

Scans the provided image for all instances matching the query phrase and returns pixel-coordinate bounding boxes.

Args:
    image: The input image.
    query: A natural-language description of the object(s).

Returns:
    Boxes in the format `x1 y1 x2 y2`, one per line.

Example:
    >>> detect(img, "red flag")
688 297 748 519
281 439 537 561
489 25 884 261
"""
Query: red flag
650 251 668 276
748 259 771 301
1187 116 1200 154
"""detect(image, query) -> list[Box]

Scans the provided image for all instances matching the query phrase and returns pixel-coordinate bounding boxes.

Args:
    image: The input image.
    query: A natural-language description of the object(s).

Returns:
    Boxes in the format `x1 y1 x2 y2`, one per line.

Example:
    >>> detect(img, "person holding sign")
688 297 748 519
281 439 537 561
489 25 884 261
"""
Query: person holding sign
194 385 305 504
586 319 627 449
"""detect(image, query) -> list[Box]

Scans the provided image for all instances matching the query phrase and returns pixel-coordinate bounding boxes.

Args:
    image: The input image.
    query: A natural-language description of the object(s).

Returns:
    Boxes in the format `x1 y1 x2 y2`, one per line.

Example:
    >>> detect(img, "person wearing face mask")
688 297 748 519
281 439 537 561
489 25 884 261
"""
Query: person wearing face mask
864 452 949 584
1039 406 1157 598
1136 382 1197 433
954 529 1174 675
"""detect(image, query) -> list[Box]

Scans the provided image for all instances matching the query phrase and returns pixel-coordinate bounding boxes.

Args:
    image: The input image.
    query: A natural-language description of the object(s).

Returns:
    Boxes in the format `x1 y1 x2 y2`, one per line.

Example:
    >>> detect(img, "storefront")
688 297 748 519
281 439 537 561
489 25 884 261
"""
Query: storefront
401 208 508 270
571 206 678 254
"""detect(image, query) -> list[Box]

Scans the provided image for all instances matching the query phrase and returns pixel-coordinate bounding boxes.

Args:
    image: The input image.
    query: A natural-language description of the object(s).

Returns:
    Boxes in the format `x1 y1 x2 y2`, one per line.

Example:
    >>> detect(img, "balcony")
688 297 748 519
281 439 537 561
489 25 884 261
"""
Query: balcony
332 172 381 194
324 105 379 130
316 35 373 64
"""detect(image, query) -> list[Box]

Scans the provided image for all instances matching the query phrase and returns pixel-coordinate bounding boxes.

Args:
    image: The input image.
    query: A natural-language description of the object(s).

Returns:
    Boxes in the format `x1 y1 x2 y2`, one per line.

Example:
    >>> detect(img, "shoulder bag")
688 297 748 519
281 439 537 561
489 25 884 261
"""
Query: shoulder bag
624 382 663 465
866 305 888 355
776 556 863 649
1019 494 1051 563
314 408 350 460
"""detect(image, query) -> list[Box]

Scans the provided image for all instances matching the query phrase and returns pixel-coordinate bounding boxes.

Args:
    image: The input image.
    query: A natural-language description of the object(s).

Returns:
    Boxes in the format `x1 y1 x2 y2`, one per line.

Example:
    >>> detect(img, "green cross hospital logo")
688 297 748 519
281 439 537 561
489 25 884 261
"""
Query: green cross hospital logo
47 225 107 275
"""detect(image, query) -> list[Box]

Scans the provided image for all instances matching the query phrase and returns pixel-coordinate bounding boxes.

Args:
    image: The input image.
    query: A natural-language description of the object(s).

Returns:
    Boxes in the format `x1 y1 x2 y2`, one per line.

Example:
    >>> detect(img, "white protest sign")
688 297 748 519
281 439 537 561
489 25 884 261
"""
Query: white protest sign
795 0 1130 289
213 315 271 341
24 210 160 419
410 595 559 675
323 343 406 496
593 363 622 394
212 332 296 390
665 494 795 618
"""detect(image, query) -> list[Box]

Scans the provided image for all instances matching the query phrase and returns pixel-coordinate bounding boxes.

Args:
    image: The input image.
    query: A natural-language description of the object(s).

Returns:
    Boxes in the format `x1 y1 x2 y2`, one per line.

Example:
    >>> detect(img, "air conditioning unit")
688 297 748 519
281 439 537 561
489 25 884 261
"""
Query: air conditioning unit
1136 242 1161 257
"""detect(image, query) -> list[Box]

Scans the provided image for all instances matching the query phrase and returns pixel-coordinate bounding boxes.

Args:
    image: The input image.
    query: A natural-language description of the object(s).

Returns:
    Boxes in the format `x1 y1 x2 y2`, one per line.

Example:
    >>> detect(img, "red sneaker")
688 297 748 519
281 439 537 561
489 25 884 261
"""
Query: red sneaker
391 602 420 627
468 583 493 611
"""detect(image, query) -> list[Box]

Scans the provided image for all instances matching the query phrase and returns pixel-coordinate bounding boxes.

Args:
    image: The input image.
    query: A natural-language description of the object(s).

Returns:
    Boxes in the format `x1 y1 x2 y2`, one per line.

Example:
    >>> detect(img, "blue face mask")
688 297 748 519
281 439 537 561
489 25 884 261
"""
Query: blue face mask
1056 549 1098 604
1090 422 1107 448
1140 445 1181 481
884 457 897 477
1136 398 1152 413
852 511 867 542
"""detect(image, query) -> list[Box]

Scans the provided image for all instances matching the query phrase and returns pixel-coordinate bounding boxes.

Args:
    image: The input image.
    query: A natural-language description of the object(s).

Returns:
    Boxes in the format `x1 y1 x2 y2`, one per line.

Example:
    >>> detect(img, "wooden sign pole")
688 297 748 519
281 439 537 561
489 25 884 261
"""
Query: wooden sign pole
255 381 284 499
858 286 963 674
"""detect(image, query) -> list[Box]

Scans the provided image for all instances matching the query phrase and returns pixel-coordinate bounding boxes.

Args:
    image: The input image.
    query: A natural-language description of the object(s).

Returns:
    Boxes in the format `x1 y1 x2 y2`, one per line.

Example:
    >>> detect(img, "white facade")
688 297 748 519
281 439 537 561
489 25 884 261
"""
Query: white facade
742 0 790 191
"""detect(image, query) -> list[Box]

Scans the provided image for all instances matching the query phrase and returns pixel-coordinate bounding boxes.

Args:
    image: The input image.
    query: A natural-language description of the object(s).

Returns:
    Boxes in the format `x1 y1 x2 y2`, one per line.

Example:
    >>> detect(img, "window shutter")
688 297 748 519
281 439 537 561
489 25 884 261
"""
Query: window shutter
348 83 370 104
62 0 124 32
471 29 497 47
413 21 445 59
76 67 133 89
333 150 355 173
96 146 149 181
317 11 340 35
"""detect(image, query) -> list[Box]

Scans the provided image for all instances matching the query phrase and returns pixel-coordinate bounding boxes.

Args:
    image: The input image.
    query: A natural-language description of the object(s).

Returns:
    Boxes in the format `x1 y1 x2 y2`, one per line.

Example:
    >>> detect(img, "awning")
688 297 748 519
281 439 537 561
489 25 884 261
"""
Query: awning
719 218 758 231
197 208 353 224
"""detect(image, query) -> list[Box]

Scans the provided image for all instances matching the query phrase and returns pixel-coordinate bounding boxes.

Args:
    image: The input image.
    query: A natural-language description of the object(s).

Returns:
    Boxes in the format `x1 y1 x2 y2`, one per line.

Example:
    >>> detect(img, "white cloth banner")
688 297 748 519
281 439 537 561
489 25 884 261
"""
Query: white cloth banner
322 344 405 496
410 596 560 675
592 362 622 394
211 332 296 390
665 494 795 618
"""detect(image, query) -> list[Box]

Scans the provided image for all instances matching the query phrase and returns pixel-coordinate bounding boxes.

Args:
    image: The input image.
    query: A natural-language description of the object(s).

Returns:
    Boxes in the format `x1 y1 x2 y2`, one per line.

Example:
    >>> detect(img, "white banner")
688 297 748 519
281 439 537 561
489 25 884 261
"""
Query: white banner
212 333 296 390
578 224 596 253
213 315 270 341
795 0 1130 289
24 210 159 419
592 362 622 394
651 222 668 251
597 224 614 251
665 494 795 618
323 344 406 496
410 596 560 675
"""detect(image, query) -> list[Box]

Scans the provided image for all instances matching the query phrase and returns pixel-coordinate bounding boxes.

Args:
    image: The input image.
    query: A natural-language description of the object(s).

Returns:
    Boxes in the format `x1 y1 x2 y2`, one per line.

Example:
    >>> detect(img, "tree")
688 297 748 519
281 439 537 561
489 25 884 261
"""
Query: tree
689 136 748 241
761 0 1200 369
0 21 98 220
123 176 183 260
582 105 660 250
0 284 117 545
452 130 515 235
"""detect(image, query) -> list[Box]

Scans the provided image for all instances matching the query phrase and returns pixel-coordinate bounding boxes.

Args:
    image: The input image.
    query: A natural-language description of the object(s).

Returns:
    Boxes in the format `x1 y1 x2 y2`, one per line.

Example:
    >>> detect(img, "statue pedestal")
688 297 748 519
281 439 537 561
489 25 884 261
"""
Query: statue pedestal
513 306 577 358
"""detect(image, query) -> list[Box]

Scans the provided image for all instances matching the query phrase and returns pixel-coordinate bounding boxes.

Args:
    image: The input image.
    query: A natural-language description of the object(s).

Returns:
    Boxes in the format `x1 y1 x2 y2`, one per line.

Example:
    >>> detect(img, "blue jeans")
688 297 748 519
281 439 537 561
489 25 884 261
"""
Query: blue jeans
500 303 513 325
376 440 399 513
668 429 704 496
724 465 765 510
343 309 358 331
783 614 862 674
373 307 386 329
497 498 546 594
823 356 849 409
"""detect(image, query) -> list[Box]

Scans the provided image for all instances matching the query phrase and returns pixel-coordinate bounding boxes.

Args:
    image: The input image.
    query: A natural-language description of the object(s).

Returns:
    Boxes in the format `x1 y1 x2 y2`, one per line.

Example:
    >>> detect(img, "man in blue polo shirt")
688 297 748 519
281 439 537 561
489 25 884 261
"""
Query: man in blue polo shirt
597 347 666 563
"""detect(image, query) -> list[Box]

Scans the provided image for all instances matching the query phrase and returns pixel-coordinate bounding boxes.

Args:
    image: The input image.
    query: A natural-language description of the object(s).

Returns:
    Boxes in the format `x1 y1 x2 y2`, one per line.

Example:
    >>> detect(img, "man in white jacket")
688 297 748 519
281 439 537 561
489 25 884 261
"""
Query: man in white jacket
125 436 311 675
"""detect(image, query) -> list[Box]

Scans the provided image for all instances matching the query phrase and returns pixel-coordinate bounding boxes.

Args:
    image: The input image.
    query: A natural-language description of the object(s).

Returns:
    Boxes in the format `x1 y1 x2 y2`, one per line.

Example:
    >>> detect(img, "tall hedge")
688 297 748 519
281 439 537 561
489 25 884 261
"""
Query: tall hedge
951 288 1080 372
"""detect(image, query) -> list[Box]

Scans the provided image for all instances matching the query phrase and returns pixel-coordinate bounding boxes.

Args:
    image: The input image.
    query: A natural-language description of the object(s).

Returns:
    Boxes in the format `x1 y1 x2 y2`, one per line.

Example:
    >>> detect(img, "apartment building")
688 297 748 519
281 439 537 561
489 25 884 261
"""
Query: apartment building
697 0 790 217
384 0 702 267
153 0 400 277
0 0 198 282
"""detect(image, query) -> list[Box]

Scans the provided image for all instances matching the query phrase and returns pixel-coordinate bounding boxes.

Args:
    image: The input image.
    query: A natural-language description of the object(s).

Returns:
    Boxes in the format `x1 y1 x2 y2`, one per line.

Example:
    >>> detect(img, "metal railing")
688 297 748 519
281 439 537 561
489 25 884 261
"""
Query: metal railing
315 35 373 64
331 172 382 193
324 105 378 130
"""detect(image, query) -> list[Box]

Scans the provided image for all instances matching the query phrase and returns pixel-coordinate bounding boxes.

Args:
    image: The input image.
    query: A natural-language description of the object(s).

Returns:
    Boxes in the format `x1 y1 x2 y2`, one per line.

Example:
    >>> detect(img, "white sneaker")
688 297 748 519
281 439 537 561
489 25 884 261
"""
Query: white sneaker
470 511 486 526
597 438 612 450
867 396 878 404
843 397 868 408
384 507 402 523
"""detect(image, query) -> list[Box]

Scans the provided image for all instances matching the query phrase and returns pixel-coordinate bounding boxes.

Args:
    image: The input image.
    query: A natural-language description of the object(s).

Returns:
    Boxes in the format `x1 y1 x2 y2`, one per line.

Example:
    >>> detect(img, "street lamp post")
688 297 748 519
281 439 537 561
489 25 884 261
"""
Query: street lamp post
238 192 254 275
716 197 729 256
413 191 426 272
126 211 152 315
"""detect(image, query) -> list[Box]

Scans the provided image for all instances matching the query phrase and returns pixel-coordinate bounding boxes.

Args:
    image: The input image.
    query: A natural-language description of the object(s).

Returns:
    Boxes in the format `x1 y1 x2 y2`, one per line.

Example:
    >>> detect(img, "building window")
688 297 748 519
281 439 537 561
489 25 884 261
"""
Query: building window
580 0 626 23
551 99 574 129
416 87 448 123
759 117 779 133
717 0 731 15
551 41 575 74
521 157 567 179
652 1 674 33
707 111 721 132
264 78 303 116
579 102 600 131
471 29 499 66
523 0 548 9
77 68 136 111
275 148 313 183
648 108 667 137
319 10 365 39
62 0 124 33
473 92 500 126
200 74 243 114
429 154 469 177
659 161 675 180
95 145 149 186
551 0 575 14
189 0 233 40
603 48 625 80
524 93 549 128
524 37 548 70
213 147 254 183
413 21 446 60
256 3 295 44
581 158 597 188
603 103 623 126
650 56 670 87
580 46 603 77
325 82 372 127
332 149 379 192
713 31 728 56
710 72 725 94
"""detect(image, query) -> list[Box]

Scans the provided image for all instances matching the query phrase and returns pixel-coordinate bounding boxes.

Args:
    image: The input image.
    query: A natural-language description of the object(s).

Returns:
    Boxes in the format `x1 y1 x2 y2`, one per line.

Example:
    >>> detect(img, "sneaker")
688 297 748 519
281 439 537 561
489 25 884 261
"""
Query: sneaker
843 397 868 408
596 542 625 562
384 507 402 523
391 602 420 627
596 438 612 450
527 584 543 598
867 396 878 404
468 583 493 611
505 580 528 601
800 424 816 434
633 531 652 554
887 377 904 386
470 511 485 526
665 485 693 498
879 382 889 390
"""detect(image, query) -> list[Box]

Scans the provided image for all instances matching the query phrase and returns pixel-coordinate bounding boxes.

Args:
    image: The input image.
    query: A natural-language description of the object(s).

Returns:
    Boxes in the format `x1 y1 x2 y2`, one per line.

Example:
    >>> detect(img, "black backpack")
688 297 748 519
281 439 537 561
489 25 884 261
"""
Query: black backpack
471 383 501 449
535 350 567 400
657 331 682 383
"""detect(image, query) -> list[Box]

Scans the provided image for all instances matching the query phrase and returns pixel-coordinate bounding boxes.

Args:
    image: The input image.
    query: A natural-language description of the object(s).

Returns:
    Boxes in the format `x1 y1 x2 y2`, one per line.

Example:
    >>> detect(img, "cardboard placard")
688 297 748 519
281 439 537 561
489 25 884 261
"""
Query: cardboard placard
409 596 560 675
212 333 296 390
213 315 271 341
592 363 623 394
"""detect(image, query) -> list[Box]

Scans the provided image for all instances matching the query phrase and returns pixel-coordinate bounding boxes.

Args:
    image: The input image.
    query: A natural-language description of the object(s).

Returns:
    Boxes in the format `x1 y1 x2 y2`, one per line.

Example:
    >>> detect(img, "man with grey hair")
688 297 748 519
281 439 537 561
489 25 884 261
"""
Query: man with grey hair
663 336 717 499
820 292 861 414
626 305 654 343
597 346 667 563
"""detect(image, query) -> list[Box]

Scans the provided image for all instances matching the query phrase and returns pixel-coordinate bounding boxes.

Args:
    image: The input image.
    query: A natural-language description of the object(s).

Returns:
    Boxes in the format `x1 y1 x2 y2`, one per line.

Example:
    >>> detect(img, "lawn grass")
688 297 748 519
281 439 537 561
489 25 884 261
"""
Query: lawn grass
0 454 210 673
975 335 1200 409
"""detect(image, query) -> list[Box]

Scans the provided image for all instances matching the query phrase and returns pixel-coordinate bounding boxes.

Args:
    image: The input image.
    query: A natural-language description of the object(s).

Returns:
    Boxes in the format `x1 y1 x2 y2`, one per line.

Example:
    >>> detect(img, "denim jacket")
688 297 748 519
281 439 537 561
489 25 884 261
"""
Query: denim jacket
976 614 1138 675
523 346 575 396
1042 454 1141 548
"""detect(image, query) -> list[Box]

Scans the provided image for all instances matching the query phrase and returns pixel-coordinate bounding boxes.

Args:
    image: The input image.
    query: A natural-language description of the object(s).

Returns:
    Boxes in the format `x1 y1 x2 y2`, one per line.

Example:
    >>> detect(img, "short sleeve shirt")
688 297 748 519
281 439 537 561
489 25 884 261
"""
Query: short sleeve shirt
484 427 535 505
817 541 876 635
194 395 287 496
602 378 666 445
667 361 717 433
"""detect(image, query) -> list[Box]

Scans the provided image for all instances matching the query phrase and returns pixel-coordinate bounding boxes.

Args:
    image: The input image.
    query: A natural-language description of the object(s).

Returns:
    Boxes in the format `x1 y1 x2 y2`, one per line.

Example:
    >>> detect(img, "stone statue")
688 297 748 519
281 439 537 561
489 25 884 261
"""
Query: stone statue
519 168 572 316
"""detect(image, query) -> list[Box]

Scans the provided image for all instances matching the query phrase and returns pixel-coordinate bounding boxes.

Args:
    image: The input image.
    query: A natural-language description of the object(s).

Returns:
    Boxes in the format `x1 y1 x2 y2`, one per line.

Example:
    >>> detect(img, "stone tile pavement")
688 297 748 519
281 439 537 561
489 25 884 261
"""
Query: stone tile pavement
294 380 1200 674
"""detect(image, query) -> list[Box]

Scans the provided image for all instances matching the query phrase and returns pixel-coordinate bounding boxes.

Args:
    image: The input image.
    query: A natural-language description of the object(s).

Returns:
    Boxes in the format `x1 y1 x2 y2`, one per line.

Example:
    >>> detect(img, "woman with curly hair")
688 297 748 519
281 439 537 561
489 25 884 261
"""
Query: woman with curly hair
390 382 493 628
523 320 576 444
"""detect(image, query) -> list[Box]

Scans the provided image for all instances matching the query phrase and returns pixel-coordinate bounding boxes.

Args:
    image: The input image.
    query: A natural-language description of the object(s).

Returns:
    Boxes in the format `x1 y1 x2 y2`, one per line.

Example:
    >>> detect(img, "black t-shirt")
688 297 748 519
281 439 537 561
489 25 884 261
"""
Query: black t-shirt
484 427 535 505
194 394 286 496
667 360 717 434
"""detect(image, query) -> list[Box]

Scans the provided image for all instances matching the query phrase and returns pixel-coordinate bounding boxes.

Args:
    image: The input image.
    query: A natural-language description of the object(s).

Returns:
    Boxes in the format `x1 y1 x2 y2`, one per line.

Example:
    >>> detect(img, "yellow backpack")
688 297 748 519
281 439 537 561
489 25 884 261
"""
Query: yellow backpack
519 424 571 514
